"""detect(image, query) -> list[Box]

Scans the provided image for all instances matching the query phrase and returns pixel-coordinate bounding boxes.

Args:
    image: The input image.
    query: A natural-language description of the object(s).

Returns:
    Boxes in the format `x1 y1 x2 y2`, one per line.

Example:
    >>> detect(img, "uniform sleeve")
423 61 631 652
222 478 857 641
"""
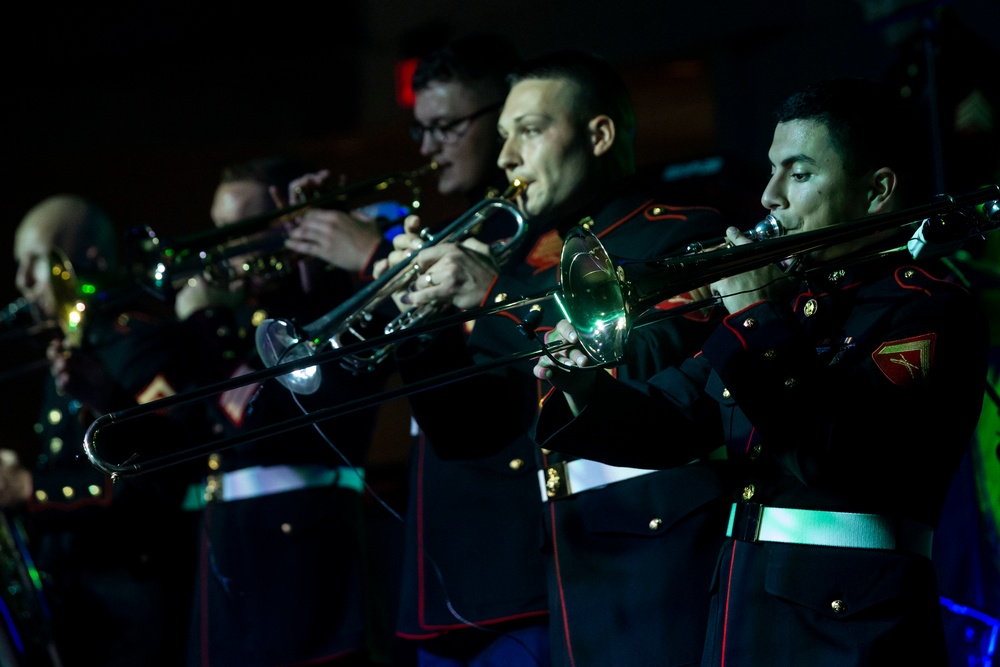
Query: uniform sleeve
533 355 725 468
700 266 988 517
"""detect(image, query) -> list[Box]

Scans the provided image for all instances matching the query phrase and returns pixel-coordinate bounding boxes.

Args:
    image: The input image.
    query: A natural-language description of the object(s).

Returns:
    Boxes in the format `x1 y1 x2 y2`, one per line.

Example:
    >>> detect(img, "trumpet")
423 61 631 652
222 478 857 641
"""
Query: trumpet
134 162 439 299
82 185 999 478
255 178 529 393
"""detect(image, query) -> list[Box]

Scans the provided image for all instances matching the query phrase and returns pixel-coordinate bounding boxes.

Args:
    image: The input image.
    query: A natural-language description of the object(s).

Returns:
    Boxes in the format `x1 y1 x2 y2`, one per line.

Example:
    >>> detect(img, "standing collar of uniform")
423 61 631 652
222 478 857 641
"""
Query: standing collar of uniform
529 174 646 238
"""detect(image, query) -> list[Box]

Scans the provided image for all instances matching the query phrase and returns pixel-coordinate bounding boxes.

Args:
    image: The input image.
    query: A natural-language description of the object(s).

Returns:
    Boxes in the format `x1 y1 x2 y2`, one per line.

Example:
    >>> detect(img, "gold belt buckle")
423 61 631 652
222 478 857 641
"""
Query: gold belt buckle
545 461 570 499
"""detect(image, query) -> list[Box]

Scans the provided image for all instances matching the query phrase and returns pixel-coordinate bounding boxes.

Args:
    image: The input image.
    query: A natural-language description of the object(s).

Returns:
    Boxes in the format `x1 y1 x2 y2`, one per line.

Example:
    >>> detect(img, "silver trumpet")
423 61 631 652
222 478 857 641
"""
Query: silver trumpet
255 178 529 394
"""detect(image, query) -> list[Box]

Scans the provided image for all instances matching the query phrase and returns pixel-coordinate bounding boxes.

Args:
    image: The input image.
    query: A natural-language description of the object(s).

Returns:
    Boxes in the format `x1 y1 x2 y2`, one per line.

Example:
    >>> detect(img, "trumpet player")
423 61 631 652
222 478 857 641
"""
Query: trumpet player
2 194 199 667
175 157 393 667
533 77 989 666
378 50 735 667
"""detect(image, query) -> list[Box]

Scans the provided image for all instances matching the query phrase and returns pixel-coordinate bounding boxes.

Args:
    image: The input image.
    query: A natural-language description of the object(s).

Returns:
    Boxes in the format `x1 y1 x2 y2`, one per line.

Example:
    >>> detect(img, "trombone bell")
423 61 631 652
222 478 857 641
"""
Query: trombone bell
556 228 629 366
255 319 322 394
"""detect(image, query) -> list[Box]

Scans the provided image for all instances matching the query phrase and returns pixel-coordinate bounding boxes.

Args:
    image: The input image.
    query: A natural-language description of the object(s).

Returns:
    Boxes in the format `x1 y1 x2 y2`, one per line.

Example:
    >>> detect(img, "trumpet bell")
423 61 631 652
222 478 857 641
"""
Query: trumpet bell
255 320 322 394
49 248 86 348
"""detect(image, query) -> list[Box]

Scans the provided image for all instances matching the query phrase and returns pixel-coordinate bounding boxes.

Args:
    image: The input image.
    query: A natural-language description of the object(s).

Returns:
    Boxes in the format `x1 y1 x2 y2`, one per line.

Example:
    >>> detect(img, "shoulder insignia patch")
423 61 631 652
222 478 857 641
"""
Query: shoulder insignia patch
872 333 936 387
526 229 563 273
218 363 259 427
136 373 177 405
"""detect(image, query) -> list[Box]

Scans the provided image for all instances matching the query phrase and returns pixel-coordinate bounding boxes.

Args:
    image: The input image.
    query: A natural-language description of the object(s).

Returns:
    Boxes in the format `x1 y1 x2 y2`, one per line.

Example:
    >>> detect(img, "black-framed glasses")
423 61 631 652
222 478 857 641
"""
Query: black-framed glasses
409 101 503 144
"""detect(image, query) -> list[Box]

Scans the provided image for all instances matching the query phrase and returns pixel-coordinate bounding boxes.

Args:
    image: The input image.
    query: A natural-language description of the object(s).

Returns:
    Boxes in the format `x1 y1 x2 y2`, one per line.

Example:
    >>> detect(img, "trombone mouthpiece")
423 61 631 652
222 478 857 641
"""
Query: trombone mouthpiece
746 215 783 241
682 215 784 255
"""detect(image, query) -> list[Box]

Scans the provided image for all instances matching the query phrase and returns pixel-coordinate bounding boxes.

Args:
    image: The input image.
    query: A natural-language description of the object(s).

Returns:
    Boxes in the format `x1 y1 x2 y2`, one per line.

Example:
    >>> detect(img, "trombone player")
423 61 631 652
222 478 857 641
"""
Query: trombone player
378 50 735 666
531 77 990 666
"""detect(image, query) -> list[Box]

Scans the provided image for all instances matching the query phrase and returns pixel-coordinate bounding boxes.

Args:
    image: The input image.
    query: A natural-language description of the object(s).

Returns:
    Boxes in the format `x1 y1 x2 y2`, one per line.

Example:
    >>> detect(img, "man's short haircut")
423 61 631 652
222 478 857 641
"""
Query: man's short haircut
411 32 521 104
22 194 119 272
219 155 315 192
509 50 637 166
775 77 930 201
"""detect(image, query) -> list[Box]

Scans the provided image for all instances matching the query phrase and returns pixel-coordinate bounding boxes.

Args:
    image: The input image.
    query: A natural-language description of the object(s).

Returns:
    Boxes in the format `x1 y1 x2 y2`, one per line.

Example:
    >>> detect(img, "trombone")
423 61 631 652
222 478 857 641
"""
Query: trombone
82 185 1000 479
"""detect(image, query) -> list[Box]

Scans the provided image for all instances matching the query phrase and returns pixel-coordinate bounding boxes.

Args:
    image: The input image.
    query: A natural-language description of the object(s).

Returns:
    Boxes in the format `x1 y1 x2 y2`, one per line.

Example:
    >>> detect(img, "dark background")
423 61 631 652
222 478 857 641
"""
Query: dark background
2 0 998 442
4 0 998 282
1 3 999 659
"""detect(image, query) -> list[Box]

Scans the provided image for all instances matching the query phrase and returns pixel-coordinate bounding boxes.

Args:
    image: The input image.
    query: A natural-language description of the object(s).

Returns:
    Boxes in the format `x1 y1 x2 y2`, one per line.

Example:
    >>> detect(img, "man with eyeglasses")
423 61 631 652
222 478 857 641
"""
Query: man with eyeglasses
389 34 556 667
410 54 511 201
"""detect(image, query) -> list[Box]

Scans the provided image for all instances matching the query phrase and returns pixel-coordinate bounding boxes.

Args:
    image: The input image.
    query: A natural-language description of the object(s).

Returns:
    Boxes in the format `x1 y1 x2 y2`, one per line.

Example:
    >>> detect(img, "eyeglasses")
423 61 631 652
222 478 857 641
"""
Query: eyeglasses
409 101 503 144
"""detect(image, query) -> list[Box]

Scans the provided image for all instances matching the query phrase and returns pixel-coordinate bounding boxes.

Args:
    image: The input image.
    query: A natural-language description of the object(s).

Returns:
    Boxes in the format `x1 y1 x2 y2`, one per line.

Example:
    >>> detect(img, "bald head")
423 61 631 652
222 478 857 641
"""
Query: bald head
14 195 117 319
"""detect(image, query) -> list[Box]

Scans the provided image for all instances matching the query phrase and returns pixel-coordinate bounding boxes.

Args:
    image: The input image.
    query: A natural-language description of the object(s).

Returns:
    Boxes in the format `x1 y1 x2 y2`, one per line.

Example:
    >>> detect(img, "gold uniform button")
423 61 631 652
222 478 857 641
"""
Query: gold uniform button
903 269 915 279
742 318 758 330
649 518 663 531
251 310 269 327
831 599 847 614
61 486 75 499
208 453 221 471
742 484 755 501
803 299 818 317
35 490 48 502
494 293 508 303
509 458 524 471
764 349 776 360
650 207 665 216
784 378 798 389
722 388 731 399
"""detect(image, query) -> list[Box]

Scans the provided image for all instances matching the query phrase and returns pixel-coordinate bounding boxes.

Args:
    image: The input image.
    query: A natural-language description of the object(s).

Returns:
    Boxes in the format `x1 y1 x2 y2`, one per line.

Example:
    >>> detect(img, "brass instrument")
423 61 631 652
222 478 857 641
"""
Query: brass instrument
256 178 529 393
135 162 439 298
0 249 87 349
557 186 1000 364
82 185 999 478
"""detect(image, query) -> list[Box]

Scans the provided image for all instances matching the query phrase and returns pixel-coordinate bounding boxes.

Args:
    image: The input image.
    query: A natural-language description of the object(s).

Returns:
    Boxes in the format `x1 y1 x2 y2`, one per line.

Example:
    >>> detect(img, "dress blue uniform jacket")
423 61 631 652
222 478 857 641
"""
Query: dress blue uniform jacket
535 251 989 666
179 267 390 667
396 175 735 667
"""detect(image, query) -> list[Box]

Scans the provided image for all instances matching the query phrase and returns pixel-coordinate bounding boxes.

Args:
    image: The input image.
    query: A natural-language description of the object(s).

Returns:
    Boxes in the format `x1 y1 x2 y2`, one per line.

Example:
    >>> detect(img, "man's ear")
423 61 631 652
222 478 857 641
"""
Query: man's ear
866 167 897 215
588 115 615 157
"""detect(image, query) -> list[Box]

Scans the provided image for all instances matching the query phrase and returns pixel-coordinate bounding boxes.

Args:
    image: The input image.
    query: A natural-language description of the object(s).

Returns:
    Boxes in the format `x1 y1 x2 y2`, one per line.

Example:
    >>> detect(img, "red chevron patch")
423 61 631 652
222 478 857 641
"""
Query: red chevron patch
872 333 936 387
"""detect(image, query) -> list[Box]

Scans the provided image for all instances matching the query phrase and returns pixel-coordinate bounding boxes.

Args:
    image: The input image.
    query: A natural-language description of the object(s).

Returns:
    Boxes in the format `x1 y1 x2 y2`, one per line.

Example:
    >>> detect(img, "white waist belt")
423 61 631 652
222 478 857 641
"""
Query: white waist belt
183 464 364 509
538 459 658 501
727 503 933 557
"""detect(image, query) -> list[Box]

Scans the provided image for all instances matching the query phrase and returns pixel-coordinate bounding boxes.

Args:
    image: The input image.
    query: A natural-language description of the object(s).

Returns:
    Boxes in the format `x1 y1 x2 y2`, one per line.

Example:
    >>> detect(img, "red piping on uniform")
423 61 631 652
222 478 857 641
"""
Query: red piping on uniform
478 275 501 307
549 500 577 667
598 199 655 237
415 435 428 627
743 427 757 457
720 540 738 667
721 313 750 350
895 265 939 296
